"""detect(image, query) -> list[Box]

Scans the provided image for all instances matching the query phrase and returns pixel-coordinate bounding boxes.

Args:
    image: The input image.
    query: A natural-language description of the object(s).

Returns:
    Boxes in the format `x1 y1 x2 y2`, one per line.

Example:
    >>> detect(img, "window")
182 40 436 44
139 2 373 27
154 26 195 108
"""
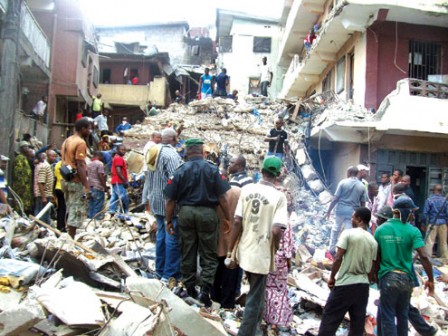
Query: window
191 45 200 56
248 77 260 94
101 69 111 84
253 37 271 53
408 41 442 80
219 36 233 53
336 56 346 94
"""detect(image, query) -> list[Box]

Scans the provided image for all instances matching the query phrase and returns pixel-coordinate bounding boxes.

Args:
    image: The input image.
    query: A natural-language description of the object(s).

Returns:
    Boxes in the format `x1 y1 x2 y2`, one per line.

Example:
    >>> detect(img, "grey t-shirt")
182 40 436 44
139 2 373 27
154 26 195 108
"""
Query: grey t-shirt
334 177 368 215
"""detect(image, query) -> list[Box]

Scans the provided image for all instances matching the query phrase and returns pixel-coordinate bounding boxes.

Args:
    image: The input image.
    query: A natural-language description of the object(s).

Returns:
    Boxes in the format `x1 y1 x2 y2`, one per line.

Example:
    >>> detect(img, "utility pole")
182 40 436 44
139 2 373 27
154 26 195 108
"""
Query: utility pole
0 0 23 163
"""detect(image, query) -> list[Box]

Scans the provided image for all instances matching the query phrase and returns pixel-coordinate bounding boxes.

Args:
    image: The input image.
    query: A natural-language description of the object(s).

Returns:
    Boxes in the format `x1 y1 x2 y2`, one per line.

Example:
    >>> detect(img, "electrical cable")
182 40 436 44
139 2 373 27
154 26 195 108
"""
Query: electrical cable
394 22 407 74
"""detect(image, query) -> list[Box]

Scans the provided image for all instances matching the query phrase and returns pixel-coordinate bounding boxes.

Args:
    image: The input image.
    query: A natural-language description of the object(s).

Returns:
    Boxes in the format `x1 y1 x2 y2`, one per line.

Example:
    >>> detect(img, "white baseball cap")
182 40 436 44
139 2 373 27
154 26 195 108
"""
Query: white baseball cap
357 164 370 171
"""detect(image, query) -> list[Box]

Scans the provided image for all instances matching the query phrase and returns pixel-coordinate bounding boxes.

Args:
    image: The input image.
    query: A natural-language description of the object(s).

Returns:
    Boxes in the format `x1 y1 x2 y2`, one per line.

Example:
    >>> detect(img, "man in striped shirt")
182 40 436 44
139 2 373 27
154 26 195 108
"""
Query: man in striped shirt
228 155 254 188
147 128 182 282
34 152 54 224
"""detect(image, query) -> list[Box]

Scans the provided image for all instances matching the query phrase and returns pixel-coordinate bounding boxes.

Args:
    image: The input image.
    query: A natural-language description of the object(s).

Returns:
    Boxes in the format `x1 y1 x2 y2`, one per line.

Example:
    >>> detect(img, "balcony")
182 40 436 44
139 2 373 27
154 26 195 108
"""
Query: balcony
278 0 448 99
19 2 51 77
99 77 167 107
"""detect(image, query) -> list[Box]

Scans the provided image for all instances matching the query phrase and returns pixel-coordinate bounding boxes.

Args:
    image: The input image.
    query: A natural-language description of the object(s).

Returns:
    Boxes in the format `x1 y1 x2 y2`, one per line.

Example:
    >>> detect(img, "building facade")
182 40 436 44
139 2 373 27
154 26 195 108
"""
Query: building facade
30 0 99 146
216 9 282 98
278 0 448 203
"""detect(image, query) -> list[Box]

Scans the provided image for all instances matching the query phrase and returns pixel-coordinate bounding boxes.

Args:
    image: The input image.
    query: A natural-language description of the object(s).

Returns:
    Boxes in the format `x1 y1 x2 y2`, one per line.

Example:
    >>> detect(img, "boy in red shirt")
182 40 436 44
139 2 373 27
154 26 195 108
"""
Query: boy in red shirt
109 144 129 214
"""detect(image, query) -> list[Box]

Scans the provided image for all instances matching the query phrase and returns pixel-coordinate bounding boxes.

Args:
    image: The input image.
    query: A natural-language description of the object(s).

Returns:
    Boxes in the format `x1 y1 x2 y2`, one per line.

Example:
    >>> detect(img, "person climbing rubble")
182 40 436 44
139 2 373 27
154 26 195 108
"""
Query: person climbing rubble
108 144 129 215
326 166 368 255
226 156 287 336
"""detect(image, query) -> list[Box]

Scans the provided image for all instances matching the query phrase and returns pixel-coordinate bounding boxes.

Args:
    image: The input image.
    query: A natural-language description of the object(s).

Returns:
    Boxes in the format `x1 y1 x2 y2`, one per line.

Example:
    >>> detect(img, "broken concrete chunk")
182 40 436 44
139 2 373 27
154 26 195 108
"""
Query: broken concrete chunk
126 277 227 336
0 303 44 335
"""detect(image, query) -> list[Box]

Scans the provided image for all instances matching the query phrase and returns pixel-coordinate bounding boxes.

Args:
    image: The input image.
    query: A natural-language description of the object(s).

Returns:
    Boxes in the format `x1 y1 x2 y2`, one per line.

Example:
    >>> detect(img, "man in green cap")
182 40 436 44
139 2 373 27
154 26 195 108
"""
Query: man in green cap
227 156 288 336
164 138 231 307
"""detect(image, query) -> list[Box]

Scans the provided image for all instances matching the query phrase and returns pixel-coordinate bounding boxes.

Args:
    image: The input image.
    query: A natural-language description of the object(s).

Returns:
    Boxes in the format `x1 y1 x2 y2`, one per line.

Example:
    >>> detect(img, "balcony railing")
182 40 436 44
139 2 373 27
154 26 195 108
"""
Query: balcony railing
20 3 51 68
409 78 448 99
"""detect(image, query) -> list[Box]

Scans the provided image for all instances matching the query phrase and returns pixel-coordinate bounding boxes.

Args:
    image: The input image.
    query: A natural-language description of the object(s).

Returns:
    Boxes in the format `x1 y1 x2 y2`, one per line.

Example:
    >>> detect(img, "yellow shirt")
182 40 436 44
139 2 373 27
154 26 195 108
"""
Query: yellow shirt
54 161 63 190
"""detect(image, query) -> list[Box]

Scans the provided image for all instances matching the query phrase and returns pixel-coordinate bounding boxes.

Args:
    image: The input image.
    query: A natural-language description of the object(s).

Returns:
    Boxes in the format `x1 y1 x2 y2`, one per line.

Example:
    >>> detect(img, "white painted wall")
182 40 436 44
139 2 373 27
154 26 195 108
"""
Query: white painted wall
353 32 366 107
218 19 282 97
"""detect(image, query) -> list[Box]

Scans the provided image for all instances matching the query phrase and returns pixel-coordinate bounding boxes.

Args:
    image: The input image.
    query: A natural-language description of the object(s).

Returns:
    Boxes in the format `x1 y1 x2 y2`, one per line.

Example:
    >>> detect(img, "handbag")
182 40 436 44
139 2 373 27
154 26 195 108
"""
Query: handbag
60 141 77 181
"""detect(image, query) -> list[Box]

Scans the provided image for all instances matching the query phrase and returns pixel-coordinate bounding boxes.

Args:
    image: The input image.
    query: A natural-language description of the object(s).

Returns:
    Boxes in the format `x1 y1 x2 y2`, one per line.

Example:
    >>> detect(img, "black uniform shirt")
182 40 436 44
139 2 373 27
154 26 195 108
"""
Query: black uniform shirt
267 128 287 154
164 156 230 206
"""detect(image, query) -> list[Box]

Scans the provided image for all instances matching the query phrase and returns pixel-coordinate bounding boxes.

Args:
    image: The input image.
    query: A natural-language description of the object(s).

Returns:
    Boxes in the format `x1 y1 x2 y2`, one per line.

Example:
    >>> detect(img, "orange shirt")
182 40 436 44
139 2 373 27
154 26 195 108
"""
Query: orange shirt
61 134 87 183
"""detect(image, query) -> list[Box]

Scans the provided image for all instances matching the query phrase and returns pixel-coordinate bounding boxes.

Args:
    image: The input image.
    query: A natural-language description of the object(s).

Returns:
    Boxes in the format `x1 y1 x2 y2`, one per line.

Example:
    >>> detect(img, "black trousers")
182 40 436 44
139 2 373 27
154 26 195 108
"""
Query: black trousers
211 256 239 308
318 283 369 336
54 189 66 231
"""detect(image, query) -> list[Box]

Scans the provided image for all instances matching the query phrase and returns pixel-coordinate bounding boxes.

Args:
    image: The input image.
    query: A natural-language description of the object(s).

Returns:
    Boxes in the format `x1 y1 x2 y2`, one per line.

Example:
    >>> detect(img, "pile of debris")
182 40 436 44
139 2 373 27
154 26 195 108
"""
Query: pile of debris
1 96 447 335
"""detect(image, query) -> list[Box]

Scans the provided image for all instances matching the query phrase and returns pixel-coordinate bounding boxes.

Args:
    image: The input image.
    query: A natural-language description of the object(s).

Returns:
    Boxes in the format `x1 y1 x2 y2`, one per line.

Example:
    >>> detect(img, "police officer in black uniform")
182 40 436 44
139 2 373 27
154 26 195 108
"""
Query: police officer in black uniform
165 138 231 307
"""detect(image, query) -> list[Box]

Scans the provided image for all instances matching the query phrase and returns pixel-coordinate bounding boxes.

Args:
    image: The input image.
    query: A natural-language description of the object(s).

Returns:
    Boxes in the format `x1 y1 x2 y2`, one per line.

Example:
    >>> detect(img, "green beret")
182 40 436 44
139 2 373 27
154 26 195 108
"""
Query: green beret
185 138 204 147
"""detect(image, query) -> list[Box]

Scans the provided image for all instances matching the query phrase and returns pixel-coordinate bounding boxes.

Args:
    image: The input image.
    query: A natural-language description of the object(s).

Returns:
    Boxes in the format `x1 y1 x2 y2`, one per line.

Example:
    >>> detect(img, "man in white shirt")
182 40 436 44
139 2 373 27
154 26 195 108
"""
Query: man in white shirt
227 156 287 336
32 96 47 121
94 109 109 136
259 57 273 97
378 172 391 209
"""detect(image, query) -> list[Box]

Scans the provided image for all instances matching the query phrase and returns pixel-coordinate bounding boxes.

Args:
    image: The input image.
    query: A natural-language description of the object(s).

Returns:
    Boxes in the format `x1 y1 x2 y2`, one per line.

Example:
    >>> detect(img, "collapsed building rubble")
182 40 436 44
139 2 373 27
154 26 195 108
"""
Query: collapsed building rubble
0 95 447 335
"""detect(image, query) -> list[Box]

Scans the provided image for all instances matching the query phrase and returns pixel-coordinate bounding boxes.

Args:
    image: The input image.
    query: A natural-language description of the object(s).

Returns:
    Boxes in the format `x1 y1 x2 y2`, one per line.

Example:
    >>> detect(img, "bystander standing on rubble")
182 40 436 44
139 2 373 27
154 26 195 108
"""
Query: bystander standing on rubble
226 156 287 336
174 90 185 104
12 141 33 214
197 67 214 99
422 184 448 258
98 135 111 151
61 118 91 238
264 190 295 332
367 181 380 233
33 152 54 224
108 144 129 214
142 131 162 214
228 155 254 188
387 169 403 206
87 151 107 220
265 118 288 159
326 166 368 255
164 138 231 307
115 116 132 135
147 128 182 283
374 197 434 336
53 160 66 232
214 68 229 97
402 175 417 204
318 207 377 336
357 164 369 188
94 108 109 136
378 172 391 209
91 93 103 118
376 205 439 336
258 56 272 97
46 149 59 165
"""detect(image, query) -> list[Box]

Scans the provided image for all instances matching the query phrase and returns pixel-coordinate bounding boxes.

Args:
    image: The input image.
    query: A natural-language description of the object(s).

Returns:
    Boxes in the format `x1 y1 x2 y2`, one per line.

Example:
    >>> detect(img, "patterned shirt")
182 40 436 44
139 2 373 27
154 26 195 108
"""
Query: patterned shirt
148 144 181 216
423 194 448 225
34 161 54 197
230 171 254 188
88 159 105 191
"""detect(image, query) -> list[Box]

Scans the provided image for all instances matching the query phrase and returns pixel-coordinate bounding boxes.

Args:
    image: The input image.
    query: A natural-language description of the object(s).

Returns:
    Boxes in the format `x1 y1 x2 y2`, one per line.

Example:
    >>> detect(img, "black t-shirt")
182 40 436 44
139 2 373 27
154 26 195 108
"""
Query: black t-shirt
268 128 287 153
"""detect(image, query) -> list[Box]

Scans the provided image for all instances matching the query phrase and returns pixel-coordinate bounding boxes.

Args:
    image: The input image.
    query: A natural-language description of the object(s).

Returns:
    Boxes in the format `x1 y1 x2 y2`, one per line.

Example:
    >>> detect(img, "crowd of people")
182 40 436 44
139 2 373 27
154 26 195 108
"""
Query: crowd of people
1 108 447 335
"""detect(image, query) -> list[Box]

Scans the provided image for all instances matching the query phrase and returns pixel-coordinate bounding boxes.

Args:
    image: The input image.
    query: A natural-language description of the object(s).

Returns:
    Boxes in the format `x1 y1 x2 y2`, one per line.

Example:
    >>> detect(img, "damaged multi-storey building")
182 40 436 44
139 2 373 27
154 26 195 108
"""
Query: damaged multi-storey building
277 0 448 205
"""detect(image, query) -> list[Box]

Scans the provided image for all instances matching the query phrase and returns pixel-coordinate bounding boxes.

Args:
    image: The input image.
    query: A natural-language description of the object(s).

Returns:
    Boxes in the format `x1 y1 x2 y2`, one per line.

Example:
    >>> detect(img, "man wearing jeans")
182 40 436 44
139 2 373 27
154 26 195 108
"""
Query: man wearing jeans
326 166 368 254
374 197 434 336
87 152 106 219
147 128 182 282
109 145 129 214
227 157 287 336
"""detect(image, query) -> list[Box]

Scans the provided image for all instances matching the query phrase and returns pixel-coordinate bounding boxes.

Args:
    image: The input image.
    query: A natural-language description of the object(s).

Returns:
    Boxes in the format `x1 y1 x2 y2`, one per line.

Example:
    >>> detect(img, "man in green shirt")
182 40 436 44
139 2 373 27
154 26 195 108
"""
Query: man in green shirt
374 197 434 336
318 207 377 336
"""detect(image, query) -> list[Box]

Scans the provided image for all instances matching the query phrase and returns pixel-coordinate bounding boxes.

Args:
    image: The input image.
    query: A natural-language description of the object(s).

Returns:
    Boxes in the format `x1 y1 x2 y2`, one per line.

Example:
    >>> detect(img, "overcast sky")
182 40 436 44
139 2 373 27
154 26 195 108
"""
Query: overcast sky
79 0 283 27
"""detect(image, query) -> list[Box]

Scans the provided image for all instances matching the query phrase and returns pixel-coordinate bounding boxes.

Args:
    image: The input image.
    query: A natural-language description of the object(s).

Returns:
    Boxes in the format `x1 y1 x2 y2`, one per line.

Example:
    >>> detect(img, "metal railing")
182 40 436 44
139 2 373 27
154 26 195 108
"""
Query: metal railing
408 78 448 99
20 2 51 67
